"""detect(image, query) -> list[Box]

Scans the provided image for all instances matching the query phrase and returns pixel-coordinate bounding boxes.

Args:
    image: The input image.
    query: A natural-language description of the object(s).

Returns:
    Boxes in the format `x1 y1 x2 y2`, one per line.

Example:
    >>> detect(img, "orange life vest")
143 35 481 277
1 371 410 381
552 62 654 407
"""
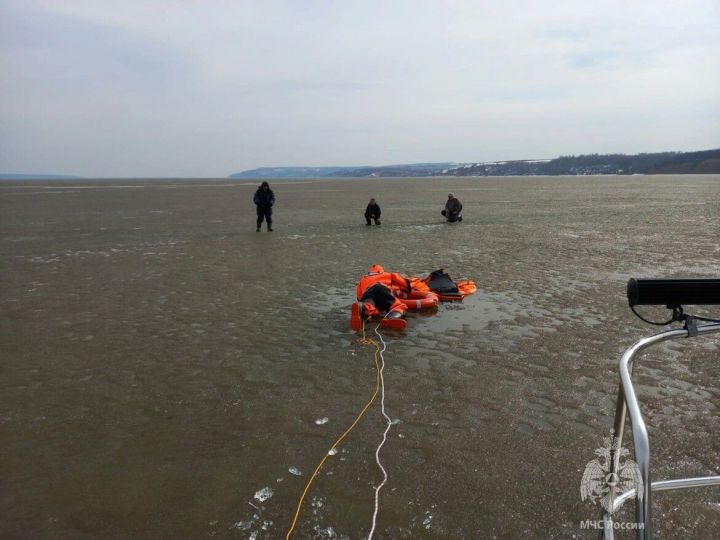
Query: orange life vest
356 271 409 300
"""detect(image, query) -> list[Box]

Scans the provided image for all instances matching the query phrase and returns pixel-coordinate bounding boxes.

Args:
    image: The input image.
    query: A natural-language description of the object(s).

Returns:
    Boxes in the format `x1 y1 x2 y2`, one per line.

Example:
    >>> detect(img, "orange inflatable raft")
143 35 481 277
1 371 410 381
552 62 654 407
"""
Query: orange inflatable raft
350 267 477 332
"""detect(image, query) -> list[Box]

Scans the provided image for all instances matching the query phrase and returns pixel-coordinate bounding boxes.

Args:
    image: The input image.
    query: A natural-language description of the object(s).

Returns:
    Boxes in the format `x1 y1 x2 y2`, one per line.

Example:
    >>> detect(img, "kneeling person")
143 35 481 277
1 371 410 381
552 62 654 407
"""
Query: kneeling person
441 193 463 222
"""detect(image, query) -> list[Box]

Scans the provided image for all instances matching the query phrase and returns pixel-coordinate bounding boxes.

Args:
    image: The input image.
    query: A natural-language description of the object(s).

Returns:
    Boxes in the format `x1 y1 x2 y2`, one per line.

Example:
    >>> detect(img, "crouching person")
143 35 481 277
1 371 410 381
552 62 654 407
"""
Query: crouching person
364 198 381 226
441 193 463 222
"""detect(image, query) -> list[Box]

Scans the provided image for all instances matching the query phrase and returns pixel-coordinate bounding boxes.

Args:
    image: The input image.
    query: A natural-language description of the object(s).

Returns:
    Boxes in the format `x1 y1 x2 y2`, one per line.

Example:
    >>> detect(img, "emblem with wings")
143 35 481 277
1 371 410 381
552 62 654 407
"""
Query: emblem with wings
580 433 643 513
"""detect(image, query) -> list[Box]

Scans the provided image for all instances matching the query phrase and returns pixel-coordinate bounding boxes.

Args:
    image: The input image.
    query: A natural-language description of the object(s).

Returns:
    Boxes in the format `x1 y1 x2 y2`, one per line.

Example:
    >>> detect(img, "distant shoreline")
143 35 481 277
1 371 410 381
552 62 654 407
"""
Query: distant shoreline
3 173 720 184
3 147 719 180
230 149 720 178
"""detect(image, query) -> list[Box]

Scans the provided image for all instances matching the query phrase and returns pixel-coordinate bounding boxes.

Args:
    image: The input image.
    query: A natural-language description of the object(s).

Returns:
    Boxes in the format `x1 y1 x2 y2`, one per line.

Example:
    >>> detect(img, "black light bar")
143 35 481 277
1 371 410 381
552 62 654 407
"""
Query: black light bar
627 278 720 307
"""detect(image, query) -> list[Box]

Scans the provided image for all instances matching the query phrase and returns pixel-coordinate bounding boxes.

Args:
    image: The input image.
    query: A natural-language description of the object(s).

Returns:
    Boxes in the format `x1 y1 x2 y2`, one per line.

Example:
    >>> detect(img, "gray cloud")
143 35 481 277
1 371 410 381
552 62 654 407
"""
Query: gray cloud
1 0 718 176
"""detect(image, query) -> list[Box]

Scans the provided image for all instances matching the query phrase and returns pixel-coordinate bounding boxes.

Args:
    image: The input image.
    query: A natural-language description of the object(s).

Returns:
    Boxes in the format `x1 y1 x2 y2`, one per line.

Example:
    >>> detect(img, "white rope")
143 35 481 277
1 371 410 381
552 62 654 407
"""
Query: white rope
368 325 392 540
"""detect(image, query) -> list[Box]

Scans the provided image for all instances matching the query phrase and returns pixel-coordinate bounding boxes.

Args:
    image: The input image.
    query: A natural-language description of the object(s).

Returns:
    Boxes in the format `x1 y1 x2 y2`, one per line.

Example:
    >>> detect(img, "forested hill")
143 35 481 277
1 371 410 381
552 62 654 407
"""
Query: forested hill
442 149 720 176
230 149 720 178
649 149 720 174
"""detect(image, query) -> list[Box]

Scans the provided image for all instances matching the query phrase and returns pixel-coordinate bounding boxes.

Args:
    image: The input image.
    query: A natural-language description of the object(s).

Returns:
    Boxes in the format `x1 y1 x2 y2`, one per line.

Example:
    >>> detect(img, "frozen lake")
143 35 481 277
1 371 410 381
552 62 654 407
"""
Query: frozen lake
1 175 719 538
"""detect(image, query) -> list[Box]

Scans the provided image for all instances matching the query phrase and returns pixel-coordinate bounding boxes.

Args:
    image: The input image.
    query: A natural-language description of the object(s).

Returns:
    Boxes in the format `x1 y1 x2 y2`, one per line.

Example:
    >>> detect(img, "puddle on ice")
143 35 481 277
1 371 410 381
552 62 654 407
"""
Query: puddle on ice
306 287 355 313
413 289 549 335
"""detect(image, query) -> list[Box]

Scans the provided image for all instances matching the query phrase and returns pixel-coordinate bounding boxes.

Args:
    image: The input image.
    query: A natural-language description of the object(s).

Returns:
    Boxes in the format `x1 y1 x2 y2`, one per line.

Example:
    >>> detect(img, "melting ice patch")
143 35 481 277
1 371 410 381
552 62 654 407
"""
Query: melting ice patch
396 224 444 232
289 466 302 476
254 486 273 502
315 417 329 425
313 525 339 538
327 448 338 456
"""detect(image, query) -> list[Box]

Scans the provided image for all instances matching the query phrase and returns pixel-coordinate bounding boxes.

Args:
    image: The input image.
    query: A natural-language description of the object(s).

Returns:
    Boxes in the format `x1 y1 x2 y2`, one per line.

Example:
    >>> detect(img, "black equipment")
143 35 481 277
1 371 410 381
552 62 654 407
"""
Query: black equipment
627 278 720 307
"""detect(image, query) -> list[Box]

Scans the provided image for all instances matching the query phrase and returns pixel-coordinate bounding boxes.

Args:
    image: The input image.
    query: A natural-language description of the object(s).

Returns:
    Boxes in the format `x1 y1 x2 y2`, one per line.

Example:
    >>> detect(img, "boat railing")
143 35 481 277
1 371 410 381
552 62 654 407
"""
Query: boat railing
600 318 720 539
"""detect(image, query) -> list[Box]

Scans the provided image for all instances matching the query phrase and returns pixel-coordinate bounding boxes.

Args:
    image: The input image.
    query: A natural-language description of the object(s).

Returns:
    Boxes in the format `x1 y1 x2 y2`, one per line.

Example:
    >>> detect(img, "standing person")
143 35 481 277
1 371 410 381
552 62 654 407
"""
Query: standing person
441 193 463 222
364 198 381 226
253 181 275 232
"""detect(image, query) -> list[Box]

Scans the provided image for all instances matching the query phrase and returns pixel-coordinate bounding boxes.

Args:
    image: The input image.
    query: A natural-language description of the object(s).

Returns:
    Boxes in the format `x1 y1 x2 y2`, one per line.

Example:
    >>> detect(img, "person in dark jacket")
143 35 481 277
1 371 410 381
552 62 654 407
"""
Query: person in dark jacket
364 198 381 226
441 193 463 222
253 181 275 232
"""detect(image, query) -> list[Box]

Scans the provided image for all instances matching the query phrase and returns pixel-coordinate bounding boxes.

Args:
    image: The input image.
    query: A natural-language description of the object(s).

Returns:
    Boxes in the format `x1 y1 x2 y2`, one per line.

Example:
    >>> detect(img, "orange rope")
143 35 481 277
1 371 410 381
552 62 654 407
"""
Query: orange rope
285 322 381 539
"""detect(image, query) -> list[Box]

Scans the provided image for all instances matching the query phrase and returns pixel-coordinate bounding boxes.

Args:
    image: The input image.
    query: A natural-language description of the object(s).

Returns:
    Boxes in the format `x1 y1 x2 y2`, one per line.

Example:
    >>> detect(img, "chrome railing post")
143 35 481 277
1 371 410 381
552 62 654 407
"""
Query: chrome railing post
601 387 628 540
599 323 720 540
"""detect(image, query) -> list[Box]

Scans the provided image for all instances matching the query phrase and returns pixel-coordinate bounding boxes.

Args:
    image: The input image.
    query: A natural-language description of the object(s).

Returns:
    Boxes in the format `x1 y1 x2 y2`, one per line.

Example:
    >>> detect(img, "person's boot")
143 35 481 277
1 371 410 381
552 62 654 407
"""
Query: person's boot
350 302 364 331
380 310 407 330
267 221 273 232
256 218 262 232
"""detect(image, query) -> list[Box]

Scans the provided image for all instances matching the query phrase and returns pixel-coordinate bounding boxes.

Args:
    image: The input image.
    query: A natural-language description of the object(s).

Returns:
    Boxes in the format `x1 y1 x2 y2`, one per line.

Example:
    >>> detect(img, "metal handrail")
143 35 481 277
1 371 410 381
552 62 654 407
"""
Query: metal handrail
601 322 720 540
610 477 720 513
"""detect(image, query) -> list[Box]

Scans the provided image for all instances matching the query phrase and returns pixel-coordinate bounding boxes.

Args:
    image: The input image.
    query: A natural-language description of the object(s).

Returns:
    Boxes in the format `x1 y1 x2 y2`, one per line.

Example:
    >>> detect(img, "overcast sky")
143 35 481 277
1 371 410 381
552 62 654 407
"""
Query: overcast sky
1 0 719 177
